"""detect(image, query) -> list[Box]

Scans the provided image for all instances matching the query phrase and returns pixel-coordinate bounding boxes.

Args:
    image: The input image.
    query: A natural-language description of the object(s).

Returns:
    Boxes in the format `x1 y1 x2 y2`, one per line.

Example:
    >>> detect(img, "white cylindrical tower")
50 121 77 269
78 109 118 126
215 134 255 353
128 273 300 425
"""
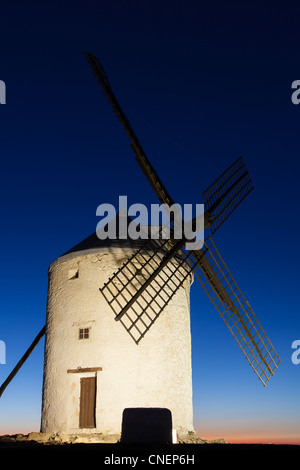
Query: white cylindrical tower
41 225 194 436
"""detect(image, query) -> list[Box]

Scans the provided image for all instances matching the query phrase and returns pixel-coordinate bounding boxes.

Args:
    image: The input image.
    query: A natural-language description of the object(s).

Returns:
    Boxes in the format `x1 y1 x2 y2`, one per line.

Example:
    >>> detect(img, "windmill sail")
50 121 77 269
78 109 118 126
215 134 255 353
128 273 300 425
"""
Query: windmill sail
85 51 280 385
189 237 281 386
84 51 175 209
202 157 254 235
101 234 281 385
100 236 196 344
0 326 46 397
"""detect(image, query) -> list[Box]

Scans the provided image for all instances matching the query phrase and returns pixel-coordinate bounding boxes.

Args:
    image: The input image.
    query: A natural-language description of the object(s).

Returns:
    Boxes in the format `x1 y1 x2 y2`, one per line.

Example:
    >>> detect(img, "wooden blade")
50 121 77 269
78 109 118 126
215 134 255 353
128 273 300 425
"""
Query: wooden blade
0 326 46 397
189 238 281 386
100 237 195 344
84 51 175 208
202 157 254 234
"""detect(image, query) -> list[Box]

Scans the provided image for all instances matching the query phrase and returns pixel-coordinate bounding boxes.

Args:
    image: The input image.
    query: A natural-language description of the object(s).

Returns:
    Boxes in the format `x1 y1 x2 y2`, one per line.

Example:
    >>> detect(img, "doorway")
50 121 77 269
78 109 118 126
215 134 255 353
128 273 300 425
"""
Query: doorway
79 376 96 428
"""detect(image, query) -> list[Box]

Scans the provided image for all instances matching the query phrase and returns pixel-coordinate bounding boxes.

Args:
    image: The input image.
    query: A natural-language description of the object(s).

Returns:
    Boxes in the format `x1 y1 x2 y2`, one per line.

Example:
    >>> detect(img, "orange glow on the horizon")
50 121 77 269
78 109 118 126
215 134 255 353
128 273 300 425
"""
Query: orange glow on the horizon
194 414 300 446
1 421 300 445
1 431 300 446
0 425 40 436
223 434 300 446
195 430 300 446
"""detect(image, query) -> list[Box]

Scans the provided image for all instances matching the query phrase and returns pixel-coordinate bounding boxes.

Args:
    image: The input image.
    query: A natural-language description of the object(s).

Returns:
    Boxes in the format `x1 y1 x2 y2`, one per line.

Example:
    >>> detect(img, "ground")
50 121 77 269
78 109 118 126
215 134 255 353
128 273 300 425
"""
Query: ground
0 430 227 445
0 432 299 462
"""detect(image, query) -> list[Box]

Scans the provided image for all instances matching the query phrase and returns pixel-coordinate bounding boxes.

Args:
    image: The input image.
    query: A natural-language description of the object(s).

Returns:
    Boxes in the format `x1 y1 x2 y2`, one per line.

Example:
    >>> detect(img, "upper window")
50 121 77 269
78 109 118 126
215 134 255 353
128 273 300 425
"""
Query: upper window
68 268 79 280
79 328 89 340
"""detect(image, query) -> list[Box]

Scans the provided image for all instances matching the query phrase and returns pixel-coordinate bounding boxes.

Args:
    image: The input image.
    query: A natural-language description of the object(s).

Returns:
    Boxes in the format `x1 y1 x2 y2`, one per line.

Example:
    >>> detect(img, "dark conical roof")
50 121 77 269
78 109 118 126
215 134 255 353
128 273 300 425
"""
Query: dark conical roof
61 212 149 258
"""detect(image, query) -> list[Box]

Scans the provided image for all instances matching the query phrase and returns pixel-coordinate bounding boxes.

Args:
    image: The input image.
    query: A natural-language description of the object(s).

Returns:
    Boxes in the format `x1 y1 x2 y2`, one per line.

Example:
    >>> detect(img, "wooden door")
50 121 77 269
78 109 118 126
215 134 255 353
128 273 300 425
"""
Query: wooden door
79 376 96 428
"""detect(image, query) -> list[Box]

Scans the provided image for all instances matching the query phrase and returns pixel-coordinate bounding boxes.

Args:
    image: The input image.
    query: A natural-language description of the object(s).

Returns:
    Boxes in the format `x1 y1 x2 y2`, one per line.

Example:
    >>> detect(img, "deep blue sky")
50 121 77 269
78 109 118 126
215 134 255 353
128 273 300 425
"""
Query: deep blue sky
0 1 300 443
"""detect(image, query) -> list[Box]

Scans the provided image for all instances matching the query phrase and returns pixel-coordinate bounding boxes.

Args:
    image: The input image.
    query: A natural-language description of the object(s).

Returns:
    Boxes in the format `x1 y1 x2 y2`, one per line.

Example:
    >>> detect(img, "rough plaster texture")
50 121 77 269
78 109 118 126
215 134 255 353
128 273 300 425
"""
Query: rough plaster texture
41 247 194 435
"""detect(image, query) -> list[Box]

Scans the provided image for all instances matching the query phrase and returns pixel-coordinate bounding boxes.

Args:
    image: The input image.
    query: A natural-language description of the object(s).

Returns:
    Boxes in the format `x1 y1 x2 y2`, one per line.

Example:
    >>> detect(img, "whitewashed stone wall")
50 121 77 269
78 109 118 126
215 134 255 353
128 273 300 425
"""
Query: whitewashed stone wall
41 247 194 435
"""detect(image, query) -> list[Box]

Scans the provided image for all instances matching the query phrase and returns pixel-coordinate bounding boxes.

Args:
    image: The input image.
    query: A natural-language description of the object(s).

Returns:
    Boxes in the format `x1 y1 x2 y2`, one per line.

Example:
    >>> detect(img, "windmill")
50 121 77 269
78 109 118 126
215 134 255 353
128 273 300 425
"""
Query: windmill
0 52 280 412
83 52 281 387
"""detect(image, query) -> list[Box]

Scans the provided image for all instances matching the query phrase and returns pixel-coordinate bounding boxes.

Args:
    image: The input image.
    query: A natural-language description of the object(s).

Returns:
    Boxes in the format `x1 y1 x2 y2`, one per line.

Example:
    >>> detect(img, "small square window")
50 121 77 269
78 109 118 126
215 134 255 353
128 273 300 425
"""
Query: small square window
79 328 89 340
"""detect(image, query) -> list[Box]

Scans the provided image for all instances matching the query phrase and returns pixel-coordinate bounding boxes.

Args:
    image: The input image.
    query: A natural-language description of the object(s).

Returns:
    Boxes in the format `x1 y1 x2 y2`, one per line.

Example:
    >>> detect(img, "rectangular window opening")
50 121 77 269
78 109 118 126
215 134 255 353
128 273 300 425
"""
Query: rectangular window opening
68 268 79 280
